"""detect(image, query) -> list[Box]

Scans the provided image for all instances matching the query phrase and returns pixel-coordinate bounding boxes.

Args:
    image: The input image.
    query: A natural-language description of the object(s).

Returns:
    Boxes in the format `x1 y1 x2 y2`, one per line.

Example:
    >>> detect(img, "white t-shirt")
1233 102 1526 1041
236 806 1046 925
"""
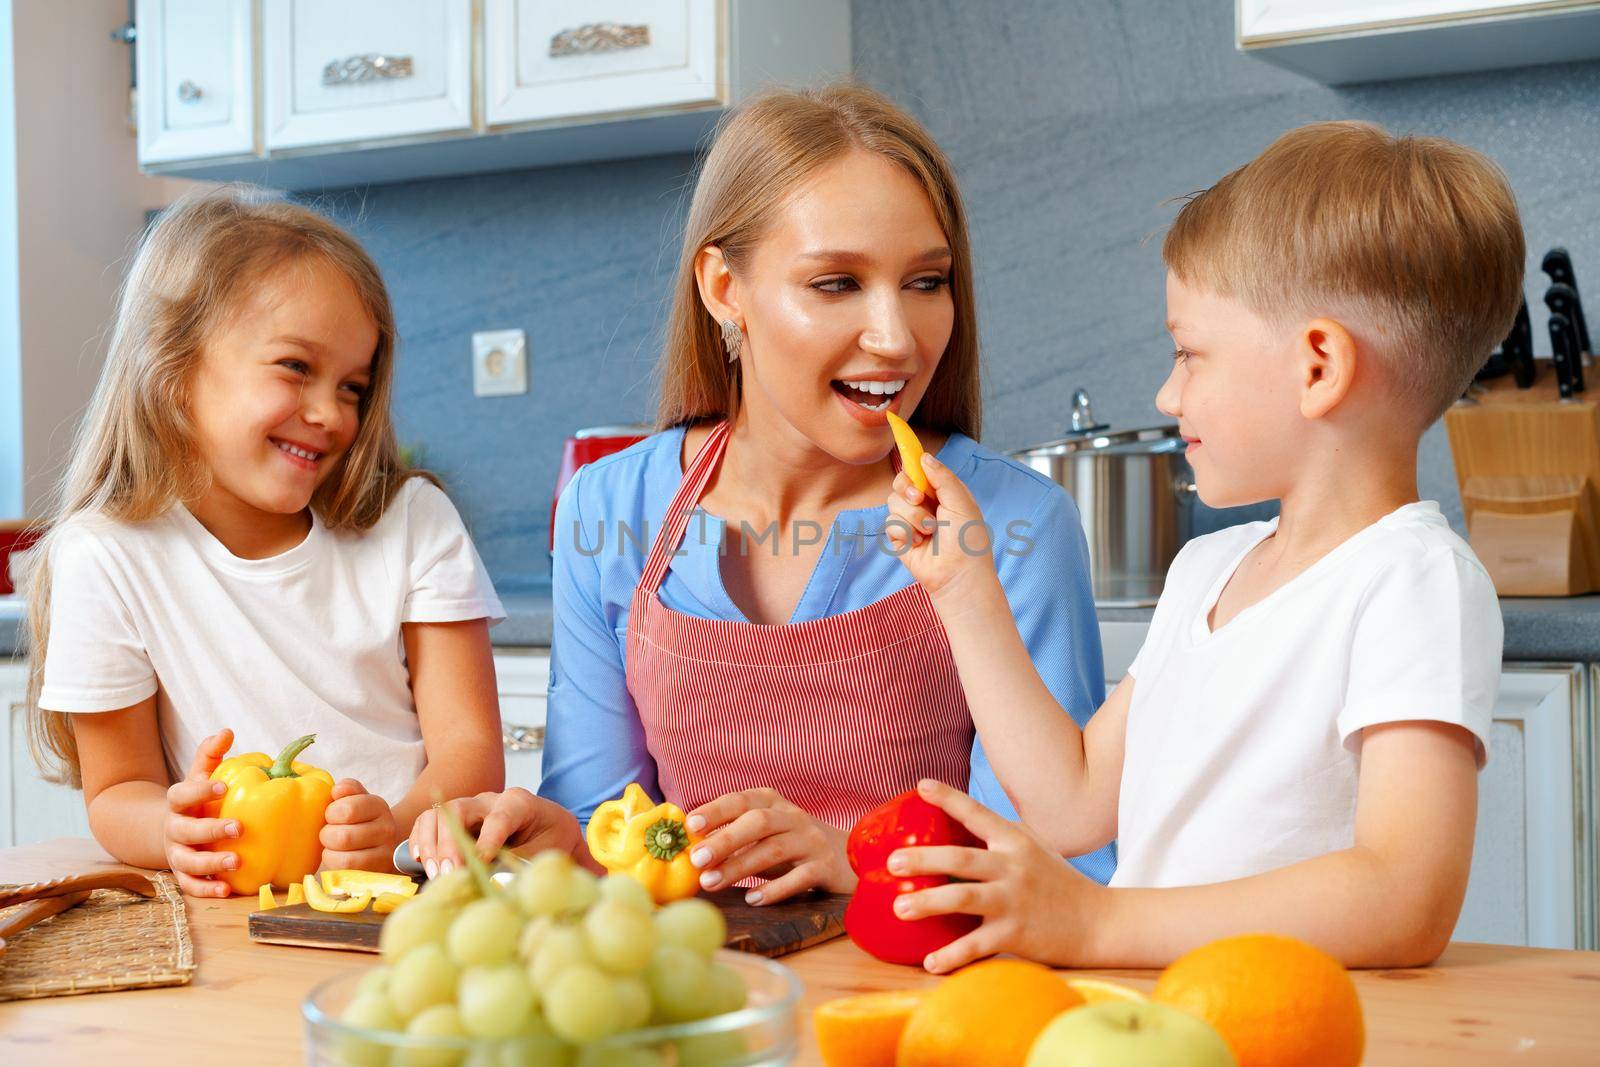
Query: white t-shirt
39 478 504 804
1110 501 1500 889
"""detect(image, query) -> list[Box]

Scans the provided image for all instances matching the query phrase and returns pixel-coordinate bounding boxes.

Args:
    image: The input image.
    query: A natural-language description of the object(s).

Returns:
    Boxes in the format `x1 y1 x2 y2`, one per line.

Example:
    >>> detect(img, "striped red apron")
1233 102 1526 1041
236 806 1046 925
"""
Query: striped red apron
625 420 974 832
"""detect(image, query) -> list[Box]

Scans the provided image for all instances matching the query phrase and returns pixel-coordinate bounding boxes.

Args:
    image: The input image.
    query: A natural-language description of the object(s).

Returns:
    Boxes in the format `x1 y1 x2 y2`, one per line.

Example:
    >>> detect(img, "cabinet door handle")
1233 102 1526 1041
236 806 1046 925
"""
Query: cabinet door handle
322 53 415 87
549 22 651 57
177 79 203 103
503 724 545 752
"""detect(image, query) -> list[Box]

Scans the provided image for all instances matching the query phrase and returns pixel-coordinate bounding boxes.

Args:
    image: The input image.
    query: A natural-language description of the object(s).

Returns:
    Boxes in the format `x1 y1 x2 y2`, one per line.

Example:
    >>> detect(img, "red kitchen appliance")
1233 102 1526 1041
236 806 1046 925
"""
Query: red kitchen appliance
0 520 44 596
550 425 652 551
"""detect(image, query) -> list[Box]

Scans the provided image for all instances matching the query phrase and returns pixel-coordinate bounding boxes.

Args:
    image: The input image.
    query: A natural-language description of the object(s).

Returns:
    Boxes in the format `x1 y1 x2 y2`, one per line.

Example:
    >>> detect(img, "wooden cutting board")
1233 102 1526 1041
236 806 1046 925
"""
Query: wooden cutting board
248 889 849 958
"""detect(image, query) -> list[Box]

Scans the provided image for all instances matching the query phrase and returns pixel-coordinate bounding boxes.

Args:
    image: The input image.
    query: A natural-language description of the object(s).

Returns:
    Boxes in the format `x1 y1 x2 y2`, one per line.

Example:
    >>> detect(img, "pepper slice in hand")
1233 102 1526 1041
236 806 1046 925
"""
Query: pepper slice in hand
844 789 983 966
203 734 335 894
586 782 703 904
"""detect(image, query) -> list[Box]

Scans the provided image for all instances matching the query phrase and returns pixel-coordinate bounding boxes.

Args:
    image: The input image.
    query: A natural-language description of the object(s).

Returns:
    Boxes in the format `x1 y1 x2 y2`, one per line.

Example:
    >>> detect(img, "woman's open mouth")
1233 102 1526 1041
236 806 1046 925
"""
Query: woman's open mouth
830 377 906 413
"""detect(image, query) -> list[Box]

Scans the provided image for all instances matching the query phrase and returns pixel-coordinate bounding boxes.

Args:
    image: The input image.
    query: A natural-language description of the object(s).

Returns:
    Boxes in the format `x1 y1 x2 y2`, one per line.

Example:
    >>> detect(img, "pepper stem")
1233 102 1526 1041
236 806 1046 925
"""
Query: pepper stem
269 734 317 779
643 818 690 862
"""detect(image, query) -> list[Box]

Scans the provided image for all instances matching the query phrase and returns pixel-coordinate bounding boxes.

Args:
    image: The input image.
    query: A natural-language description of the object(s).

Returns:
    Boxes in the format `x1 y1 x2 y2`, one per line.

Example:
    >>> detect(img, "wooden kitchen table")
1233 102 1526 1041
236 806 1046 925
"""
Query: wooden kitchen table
3 839 1599 1064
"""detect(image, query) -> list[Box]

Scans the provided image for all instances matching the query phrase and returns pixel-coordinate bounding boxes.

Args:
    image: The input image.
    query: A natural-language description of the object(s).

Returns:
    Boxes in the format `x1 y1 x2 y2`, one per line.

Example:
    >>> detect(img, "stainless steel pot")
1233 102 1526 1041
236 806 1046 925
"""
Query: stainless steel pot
1009 390 1198 607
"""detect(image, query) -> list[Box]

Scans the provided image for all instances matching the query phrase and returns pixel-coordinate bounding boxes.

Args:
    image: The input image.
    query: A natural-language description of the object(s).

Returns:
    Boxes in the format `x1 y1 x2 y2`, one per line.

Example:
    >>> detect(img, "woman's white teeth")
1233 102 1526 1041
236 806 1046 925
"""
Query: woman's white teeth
836 378 906 411
276 441 320 462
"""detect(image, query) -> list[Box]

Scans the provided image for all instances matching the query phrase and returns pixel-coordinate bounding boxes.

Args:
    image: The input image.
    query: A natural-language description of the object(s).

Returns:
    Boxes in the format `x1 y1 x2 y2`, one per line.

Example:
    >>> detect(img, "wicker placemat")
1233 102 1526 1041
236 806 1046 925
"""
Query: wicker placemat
0 872 194 1000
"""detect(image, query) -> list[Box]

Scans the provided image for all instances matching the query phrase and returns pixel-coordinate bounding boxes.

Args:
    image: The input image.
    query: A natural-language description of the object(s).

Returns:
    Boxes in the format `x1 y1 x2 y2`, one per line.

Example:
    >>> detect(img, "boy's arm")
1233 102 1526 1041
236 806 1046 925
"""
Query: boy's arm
886 456 1130 855
387 618 506 838
1087 720 1477 967
936 570 1130 856
897 720 1478 971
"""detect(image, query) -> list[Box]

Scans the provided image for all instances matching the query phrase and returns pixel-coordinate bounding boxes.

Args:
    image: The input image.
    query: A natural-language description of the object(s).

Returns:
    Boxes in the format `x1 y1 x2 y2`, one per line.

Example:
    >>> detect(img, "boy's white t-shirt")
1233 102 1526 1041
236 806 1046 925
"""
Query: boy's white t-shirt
1110 501 1501 889
39 478 504 805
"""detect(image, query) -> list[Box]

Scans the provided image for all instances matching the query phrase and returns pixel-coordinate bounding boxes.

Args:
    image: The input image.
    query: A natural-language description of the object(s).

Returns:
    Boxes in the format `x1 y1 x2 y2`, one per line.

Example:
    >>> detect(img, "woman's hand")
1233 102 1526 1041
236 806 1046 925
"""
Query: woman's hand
409 789 584 877
320 779 399 872
162 729 241 898
686 788 856 905
887 779 1108 973
884 453 1002 606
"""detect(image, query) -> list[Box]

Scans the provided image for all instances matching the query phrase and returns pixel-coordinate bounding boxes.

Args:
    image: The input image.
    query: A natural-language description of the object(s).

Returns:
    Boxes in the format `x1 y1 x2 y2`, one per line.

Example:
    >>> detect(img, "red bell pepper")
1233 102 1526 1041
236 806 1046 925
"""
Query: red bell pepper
844 789 983 966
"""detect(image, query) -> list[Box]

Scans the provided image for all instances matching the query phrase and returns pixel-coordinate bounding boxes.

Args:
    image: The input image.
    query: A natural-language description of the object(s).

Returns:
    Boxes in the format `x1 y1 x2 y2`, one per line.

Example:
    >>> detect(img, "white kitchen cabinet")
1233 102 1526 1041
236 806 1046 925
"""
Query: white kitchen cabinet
485 1 719 127
263 0 473 151
495 649 550 794
135 0 851 190
1453 663 1596 950
0 662 92 851
134 0 255 164
1237 0 1600 85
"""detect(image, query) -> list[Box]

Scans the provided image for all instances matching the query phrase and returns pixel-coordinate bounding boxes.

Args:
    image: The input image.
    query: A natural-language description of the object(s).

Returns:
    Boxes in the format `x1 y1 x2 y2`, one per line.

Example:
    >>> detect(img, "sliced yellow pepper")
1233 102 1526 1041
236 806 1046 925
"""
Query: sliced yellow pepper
372 892 410 915
303 874 370 914
286 881 306 907
320 870 418 899
203 734 334 894
259 885 278 911
886 411 931 496
586 783 702 905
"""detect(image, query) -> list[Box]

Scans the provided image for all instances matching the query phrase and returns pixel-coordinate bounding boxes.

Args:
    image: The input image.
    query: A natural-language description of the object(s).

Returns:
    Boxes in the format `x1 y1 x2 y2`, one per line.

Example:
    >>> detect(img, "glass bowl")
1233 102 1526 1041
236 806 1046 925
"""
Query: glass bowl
302 949 803 1066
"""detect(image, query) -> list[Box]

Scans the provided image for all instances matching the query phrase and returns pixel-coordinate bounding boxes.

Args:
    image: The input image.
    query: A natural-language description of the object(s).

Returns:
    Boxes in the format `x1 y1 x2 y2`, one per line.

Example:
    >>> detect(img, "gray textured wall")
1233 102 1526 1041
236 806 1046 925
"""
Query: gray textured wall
325 2 1600 591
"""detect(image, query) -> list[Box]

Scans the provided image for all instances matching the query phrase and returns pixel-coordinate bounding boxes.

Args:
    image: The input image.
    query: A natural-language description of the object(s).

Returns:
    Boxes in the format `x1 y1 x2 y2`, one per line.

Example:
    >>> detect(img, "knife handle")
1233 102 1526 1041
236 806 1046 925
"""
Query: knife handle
1549 313 1576 399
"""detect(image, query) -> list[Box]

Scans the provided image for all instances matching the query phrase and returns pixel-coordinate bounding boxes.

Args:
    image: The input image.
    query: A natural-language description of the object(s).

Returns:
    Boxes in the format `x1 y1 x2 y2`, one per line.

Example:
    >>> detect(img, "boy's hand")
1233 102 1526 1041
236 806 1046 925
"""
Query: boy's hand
410 789 583 878
320 779 399 872
884 453 1001 604
163 728 240 898
888 779 1108 973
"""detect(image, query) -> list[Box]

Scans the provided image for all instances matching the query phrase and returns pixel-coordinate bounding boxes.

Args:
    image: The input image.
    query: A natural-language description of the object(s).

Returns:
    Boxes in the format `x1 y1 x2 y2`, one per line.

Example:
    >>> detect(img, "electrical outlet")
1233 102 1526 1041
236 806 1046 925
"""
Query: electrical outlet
472 329 528 397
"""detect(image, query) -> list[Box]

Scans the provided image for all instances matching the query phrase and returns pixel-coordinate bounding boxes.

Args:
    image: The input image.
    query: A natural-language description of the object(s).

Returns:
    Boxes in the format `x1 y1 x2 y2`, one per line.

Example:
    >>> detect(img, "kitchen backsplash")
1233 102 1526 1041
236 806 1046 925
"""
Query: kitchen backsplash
318 0 1600 592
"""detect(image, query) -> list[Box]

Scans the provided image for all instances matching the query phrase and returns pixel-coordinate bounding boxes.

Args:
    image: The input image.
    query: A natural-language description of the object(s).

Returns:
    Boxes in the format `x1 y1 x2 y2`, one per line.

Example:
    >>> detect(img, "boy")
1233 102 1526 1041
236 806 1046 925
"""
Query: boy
883 120 1523 972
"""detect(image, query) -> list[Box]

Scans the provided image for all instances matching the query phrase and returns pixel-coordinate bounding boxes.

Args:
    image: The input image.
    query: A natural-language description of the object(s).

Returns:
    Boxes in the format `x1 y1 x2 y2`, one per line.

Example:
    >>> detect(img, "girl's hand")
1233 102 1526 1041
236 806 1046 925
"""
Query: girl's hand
320 779 399 872
888 778 1108 973
163 729 240 898
410 789 583 878
884 454 1001 604
686 788 857 905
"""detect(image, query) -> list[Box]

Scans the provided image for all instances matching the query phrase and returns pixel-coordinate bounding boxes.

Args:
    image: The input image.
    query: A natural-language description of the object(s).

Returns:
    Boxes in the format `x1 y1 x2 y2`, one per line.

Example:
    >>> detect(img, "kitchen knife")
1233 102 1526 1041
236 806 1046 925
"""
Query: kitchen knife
1549 312 1576 399
1504 297 1537 389
1544 283 1587 392
1542 248 1592 356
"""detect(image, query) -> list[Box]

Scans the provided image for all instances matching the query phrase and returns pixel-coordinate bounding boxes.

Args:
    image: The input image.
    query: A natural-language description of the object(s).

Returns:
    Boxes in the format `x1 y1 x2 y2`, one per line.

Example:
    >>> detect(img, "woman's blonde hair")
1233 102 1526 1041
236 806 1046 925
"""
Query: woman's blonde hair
23 185 426 786
657 82 982 438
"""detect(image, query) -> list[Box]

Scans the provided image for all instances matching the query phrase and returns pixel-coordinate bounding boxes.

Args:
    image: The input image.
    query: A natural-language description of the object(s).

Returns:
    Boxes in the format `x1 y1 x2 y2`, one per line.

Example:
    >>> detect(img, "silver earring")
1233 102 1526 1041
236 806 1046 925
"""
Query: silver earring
720 319 743 363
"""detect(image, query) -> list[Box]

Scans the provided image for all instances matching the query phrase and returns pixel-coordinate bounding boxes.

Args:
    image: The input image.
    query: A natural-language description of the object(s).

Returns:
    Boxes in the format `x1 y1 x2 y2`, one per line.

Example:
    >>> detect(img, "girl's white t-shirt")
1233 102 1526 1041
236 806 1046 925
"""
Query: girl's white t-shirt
38 478 504 804
1111 501 1501 889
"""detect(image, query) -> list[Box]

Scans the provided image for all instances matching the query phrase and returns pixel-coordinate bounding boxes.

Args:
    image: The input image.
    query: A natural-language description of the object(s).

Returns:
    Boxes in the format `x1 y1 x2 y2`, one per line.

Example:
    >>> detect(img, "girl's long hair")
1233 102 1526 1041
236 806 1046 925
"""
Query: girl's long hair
22 185 428 787
657 81 982 439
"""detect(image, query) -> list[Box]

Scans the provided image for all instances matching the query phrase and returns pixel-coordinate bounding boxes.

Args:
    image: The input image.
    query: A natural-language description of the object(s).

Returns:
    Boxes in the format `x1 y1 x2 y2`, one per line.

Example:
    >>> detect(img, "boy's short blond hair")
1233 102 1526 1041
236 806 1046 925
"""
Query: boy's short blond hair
1163 121 1524 424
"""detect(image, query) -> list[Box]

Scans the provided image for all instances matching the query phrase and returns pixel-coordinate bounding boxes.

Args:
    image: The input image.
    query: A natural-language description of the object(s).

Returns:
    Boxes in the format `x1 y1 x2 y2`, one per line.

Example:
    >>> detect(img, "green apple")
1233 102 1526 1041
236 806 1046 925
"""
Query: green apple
1026 1001 1236 1067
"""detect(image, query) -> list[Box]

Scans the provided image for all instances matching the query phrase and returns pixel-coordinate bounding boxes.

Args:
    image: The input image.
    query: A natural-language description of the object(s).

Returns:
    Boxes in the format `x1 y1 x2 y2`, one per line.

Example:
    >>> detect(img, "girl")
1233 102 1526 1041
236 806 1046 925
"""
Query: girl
412 83 1115 901
23 187 506 896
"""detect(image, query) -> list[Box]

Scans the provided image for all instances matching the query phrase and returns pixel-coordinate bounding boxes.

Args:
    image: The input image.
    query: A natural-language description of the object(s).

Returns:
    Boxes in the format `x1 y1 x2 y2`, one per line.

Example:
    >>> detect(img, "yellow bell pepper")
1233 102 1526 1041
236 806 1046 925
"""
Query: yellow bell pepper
586 783 703 904
259 885 279 911
286 881 305 907
203 734 335 894
886 411 932 496
320 870 418 900
372 892 410 915
303 874 370 914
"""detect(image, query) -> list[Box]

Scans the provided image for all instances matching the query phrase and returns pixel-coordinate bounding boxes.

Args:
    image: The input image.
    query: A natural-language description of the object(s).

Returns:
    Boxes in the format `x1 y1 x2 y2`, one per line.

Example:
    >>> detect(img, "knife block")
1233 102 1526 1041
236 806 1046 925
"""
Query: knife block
1444 365 1600 596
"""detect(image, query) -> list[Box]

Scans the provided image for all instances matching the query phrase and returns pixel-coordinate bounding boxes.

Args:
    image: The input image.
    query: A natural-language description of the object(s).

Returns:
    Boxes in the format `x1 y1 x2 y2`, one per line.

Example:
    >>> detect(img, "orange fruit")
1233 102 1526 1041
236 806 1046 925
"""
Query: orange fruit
897 958 1084 1067
814 989 929 1067
1152 933 1364 1067
1065 976 1147 1004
